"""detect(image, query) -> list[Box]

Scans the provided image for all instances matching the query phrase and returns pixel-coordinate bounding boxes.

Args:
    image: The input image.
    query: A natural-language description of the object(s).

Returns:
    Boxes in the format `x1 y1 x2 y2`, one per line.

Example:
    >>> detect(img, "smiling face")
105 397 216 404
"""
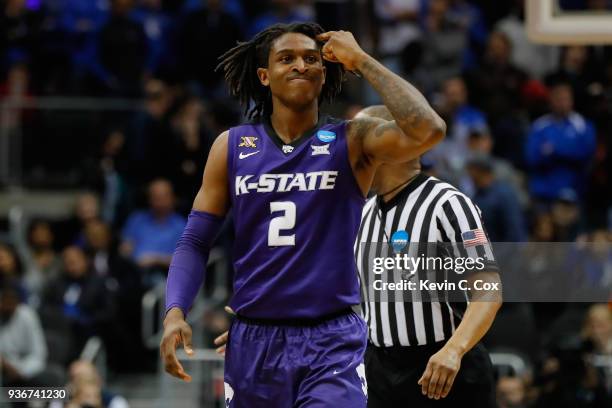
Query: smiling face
257 33 326 112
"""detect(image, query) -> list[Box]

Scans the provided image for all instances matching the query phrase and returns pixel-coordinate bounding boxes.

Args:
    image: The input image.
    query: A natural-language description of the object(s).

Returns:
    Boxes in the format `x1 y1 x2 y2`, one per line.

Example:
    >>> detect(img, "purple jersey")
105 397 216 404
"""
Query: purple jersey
227 116 364 319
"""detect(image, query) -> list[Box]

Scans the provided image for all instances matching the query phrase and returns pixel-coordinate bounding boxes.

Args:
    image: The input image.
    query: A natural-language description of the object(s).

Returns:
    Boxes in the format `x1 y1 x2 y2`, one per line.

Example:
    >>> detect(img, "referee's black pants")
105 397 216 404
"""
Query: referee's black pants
365 341 495 408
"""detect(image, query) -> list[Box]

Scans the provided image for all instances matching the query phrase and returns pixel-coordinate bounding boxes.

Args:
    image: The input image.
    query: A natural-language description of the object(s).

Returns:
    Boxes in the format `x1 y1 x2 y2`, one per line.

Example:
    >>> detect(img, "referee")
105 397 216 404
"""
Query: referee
355 106 502 407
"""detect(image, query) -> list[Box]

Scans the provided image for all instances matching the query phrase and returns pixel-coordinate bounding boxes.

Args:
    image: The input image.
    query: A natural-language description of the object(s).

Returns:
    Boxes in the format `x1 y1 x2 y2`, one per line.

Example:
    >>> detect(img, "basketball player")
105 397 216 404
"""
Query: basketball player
160 23 445 407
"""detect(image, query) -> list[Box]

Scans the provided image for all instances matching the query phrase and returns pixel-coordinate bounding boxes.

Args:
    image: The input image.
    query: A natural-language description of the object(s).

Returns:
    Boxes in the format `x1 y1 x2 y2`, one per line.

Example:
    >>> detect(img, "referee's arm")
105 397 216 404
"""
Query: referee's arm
418 194 502 400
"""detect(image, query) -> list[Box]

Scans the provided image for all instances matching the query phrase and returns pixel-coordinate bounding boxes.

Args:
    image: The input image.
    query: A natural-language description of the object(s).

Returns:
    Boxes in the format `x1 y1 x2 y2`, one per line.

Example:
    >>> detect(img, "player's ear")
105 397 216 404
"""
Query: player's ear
321 65 326 85
257 68 270 87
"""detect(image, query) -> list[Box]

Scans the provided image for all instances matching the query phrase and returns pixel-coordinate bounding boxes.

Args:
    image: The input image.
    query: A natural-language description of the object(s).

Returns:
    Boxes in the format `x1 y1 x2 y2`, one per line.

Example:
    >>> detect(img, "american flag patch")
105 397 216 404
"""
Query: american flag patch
461 229 488 247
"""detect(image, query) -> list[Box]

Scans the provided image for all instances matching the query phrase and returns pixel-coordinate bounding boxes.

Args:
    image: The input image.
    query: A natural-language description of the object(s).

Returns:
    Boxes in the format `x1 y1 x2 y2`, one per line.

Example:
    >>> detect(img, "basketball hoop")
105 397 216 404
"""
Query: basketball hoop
526 0 612 44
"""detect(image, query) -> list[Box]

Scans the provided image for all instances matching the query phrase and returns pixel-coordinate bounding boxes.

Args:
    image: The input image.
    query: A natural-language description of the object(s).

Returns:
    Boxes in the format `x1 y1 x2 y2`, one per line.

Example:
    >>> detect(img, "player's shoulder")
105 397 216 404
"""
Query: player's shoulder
201 130 230 170
215 129 230 141
208 130 229 153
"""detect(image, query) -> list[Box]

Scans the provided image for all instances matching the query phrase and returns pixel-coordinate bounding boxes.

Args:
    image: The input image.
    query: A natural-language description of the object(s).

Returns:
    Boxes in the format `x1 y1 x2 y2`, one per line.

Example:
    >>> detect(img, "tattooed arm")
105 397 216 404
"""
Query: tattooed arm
353 55 446 162
317 31 445 165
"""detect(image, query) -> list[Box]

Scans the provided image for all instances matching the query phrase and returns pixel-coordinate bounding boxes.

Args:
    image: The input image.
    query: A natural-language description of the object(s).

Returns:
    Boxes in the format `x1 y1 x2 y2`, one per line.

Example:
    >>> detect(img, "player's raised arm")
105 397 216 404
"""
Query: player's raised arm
317 31 445 164
160 131 230 382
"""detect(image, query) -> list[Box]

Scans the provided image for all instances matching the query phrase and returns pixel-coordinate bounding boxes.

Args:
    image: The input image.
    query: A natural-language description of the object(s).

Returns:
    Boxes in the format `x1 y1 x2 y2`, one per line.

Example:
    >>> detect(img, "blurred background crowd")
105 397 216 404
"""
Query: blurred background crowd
0 0 611 407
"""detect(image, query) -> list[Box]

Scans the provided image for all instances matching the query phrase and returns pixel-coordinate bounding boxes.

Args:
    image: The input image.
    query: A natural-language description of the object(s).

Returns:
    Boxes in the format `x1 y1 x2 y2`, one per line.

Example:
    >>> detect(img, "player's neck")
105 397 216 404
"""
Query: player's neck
269 102 319 144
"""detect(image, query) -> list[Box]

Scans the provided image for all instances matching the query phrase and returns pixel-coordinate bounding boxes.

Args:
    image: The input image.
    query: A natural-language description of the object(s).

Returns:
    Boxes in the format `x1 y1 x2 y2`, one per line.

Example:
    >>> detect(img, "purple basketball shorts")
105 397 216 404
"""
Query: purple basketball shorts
223 311 368 407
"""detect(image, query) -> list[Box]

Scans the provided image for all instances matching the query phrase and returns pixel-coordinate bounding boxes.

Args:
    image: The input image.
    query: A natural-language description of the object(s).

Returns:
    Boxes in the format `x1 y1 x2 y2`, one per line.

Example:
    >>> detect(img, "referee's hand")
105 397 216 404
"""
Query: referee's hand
417 345 462 399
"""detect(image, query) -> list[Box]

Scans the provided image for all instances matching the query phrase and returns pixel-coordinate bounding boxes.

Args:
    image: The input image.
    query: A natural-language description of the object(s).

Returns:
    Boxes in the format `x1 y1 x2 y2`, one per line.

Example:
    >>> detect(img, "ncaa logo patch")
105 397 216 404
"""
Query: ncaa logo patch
390 230 409 253
317 130 336 143
224 382 234 407
282 145 294 154
311 144 330 156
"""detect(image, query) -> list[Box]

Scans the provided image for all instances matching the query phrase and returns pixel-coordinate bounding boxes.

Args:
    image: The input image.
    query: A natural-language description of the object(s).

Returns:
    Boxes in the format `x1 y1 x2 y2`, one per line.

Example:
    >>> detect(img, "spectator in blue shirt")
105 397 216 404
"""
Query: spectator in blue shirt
52 0 110 89
130 0 173 75
0 278 64 388
466 155 527 242
120 179 186 271
525 82 597 203
425 76 489 179
447 0 488 70
55 0 110 35
440 76 488 147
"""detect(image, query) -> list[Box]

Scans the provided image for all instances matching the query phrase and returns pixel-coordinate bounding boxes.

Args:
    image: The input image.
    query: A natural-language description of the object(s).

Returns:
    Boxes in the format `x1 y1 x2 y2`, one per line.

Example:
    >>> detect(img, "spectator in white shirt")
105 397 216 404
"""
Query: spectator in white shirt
0 278 62 387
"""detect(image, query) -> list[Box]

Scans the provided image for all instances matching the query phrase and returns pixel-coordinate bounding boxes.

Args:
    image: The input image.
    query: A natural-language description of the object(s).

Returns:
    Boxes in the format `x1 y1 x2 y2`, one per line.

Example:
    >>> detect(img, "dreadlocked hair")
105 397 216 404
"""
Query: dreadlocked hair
216 22 346 121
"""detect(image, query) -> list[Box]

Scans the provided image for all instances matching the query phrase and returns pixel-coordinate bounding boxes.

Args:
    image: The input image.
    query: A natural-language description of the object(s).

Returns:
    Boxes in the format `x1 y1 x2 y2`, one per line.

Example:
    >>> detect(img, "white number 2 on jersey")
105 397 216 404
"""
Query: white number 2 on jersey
268 201 296 246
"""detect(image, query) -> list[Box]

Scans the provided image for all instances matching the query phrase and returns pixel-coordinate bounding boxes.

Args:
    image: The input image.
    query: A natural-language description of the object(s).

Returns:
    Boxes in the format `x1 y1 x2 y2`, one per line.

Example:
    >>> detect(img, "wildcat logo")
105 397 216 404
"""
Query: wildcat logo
239 136 258 148
224 382 234 407
356 364 368 396
282 145 294 154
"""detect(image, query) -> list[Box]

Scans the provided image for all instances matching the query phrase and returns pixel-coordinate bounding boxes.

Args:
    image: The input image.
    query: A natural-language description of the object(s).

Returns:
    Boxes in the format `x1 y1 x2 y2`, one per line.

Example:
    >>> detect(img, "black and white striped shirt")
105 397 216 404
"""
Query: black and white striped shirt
355 173 496 347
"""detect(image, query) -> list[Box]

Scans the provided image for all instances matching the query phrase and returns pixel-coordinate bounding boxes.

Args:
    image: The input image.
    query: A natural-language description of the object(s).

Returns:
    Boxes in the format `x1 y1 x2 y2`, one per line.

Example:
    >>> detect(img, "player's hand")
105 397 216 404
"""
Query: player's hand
316 31 367 72
417 344 462 399
214 305 235 355
214 331 229 355
160 308 194 382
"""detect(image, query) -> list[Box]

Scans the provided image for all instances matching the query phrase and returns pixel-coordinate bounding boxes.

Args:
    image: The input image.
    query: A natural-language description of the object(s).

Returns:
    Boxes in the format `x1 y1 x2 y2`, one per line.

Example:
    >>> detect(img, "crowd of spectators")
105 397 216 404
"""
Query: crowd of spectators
1 0 611 406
